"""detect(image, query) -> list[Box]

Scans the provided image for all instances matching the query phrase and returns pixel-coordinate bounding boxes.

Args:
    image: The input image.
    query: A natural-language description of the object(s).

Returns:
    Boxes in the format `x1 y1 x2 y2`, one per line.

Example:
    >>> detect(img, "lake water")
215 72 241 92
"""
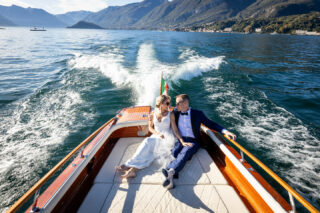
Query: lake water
0 27 319 212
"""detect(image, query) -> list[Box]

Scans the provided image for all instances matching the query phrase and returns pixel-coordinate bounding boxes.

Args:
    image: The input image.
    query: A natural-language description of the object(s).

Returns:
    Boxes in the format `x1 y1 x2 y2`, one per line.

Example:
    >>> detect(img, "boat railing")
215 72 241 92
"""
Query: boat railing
209 128 319 213
7 118 115 213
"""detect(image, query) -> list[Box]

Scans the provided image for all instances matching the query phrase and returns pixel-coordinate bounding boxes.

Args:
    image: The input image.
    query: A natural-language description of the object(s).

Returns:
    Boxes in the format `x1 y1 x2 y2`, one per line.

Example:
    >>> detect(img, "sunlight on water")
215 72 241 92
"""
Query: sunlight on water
204 76 320 207
68 43 225 106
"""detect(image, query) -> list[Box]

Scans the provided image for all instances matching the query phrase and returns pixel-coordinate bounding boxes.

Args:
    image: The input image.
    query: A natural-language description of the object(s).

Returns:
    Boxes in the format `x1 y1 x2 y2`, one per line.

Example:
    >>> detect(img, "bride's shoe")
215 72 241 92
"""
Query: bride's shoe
121 168 137 179
115 164 130 172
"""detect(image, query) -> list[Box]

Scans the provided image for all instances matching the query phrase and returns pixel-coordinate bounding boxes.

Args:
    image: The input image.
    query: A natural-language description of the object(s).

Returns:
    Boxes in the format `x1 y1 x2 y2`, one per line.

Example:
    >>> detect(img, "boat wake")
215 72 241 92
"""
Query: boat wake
204 76 320 206
68 43 225 106
0 71 95 210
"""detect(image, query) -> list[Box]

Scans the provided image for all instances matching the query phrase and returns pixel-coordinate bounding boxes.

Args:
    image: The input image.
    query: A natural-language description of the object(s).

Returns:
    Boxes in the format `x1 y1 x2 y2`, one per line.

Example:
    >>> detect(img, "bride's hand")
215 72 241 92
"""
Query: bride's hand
159 134 165 139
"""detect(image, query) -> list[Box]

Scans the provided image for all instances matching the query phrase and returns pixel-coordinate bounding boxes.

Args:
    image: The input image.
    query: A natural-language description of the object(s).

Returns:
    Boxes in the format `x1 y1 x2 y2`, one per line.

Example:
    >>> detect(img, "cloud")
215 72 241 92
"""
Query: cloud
0 0 143 14
0 0 108 14
57 0 108 14
0 0 31 8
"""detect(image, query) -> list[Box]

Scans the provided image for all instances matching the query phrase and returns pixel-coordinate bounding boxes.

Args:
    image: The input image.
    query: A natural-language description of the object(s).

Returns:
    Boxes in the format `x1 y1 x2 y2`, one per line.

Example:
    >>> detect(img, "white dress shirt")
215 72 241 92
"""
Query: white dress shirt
178 108 195 138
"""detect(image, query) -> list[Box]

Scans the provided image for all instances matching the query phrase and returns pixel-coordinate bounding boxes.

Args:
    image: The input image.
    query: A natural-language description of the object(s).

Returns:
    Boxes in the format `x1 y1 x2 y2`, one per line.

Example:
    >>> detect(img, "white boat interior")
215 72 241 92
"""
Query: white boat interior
78 137 249 213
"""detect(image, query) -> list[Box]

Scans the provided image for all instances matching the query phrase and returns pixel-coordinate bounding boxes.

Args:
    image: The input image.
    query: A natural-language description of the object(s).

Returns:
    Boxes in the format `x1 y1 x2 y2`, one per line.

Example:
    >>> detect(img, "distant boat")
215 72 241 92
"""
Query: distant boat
0 27 5 30
30 27 46 31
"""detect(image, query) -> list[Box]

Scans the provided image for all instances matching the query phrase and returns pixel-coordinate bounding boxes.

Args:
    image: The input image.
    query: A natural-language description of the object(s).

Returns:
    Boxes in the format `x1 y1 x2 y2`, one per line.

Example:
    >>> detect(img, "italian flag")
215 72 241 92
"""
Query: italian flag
160 74 169 96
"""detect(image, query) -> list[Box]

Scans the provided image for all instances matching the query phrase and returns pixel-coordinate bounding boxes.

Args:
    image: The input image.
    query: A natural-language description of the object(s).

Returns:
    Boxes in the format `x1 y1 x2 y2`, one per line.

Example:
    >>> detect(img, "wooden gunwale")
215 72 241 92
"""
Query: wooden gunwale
200 130 291 212
7 118 116 213
223 135 320 213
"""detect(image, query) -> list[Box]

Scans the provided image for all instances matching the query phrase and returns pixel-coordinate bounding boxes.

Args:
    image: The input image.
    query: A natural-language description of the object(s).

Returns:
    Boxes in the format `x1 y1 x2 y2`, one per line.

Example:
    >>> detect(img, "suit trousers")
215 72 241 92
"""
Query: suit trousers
167 137 199 174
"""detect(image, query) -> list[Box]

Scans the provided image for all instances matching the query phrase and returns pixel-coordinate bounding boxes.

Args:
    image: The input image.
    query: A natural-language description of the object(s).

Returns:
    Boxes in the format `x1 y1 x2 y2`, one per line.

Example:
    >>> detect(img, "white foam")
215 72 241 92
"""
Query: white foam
0 84 94 208
204 77 320 203
68 50 131 87
172 55 225 81
68 44 225 106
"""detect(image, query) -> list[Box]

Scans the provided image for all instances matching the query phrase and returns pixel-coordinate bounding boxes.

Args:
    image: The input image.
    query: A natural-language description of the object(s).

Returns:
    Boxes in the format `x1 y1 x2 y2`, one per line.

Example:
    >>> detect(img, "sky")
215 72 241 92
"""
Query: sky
0 0 143 14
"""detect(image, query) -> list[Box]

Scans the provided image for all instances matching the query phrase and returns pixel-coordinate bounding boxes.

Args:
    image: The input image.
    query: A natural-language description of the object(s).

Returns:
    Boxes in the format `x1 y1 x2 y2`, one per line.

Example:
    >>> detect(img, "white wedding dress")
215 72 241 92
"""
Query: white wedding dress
124 109 176 169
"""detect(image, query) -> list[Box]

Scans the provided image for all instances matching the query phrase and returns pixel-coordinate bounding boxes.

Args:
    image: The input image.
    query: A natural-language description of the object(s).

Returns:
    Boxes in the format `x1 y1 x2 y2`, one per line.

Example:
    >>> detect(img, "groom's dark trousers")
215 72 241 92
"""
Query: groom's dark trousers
167 136 200 174
166 108 225 175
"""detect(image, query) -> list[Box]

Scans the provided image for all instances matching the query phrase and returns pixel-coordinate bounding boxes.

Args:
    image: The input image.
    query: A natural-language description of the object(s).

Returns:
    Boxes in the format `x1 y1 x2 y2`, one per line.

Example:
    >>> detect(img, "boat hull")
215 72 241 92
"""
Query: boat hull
18 106 292 213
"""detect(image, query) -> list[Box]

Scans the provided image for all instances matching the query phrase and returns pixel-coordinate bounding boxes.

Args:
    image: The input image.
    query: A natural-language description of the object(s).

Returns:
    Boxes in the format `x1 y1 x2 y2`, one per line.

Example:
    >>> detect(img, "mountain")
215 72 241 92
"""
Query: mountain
0 5 66 27
67 21 103 29
0 14 15 26
135 0 255 28
84 0 166 29
56 11 93 26
1 0 318 29
237 0 320 18
84 0 320 29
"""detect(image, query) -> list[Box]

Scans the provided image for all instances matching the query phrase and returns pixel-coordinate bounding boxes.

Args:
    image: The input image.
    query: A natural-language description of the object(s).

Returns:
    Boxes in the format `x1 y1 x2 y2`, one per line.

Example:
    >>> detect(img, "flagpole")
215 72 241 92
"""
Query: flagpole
160 72 163 96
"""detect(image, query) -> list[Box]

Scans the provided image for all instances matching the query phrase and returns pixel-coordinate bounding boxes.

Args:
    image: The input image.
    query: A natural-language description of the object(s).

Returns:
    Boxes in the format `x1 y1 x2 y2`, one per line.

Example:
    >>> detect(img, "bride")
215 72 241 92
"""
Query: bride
116 95 184 179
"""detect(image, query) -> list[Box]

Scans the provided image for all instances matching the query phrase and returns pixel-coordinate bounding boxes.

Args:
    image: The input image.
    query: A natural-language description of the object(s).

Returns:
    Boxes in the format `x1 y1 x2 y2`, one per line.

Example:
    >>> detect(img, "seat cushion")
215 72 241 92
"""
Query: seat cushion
95 137 228 185
99 183 249 213
80 137 248 213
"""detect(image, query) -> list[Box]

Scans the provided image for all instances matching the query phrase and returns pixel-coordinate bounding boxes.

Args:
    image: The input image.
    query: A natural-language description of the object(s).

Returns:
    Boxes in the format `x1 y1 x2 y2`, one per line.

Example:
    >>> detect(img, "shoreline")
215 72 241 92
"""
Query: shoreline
1 26 320 36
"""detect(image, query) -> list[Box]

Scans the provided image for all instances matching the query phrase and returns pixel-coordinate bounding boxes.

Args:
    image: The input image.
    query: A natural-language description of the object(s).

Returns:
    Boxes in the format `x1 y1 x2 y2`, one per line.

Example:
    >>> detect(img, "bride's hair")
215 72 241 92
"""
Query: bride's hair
155 95 171 108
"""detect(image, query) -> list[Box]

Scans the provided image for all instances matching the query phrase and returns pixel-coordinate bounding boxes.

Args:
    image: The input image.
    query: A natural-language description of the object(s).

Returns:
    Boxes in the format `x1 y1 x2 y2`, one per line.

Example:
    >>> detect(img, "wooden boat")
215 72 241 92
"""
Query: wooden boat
7 80 319 213
30 27 46 31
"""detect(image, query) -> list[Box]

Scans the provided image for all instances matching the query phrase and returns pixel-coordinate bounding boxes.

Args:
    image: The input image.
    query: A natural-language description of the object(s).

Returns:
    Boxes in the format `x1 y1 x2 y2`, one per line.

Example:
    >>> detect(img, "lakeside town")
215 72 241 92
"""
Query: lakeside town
174 12 320 36
175 27 320 36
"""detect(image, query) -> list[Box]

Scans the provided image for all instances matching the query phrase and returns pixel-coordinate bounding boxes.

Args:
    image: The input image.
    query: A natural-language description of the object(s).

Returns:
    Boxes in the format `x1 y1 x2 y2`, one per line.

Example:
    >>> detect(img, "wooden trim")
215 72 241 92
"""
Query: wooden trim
200 131 291 212
8 118 115 213
222 135 319 213
51 137 118 213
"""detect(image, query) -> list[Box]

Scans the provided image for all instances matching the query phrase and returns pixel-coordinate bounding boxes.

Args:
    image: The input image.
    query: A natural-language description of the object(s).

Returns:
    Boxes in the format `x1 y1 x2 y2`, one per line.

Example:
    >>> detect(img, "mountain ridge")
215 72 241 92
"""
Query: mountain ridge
56 11 93 26
84 0 320 29
0 5 66 27
85 0 166 29
0 0 319 30
67 21 103 29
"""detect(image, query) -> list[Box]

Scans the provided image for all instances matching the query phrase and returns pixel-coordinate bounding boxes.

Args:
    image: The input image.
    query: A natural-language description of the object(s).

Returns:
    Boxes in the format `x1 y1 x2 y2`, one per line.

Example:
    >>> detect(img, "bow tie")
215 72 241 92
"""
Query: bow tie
180 112 188 115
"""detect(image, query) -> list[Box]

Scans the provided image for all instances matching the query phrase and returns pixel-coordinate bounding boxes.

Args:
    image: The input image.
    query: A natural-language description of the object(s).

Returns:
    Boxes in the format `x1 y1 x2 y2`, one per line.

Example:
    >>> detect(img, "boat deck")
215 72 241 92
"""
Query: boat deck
78 137 249 213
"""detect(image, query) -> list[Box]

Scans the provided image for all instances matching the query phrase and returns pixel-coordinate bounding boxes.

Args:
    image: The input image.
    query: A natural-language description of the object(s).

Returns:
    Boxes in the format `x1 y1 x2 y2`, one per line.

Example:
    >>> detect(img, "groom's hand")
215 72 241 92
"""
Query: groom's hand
182 142 193 147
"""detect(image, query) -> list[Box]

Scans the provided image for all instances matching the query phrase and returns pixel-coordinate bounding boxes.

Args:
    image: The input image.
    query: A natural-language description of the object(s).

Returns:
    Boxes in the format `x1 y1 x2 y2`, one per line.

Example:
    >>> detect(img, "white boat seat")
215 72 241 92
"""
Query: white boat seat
79 183 249 213
78 137 249 213
94 137 228 185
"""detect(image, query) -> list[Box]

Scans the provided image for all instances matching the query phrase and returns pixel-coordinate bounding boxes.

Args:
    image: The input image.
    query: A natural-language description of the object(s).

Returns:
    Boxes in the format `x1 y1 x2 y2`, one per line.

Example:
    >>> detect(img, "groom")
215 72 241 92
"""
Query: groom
162 94 236 189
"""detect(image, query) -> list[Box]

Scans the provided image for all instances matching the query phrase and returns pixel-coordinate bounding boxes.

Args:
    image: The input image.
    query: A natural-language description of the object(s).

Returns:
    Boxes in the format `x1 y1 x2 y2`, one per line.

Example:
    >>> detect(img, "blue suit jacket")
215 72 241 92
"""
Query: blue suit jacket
174 108 224 141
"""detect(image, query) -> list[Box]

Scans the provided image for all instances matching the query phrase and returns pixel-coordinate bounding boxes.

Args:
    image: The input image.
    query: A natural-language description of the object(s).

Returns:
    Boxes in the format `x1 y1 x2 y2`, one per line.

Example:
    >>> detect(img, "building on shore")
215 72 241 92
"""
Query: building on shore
295 30 320 35
223 27 232 32
255 28 262 33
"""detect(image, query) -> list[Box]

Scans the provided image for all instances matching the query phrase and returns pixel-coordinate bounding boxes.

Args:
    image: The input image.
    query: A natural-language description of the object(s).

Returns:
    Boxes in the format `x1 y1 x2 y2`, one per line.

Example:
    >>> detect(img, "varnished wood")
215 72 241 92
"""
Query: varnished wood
8 119 115 213
222 134 319 213
200 131 291 213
